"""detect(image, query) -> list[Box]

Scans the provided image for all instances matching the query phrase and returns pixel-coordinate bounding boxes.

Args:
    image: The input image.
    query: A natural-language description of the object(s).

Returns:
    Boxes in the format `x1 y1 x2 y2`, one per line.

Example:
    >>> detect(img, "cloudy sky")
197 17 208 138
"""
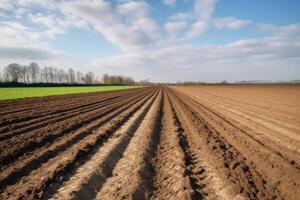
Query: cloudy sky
0 0 300 82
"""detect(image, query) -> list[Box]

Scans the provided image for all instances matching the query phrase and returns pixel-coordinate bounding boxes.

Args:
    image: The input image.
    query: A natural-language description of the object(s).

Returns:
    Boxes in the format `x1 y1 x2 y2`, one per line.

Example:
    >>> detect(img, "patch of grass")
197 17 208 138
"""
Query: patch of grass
0 86 142 101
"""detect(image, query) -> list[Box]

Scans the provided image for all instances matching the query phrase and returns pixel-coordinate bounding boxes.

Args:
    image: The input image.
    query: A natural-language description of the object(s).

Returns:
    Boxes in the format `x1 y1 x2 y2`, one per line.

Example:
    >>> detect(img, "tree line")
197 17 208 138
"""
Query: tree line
0 63 136 85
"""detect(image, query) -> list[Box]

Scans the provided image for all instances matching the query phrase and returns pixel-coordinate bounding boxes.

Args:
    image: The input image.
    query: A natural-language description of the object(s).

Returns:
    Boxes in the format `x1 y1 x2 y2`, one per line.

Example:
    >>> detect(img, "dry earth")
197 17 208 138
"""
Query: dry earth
0 86 299 200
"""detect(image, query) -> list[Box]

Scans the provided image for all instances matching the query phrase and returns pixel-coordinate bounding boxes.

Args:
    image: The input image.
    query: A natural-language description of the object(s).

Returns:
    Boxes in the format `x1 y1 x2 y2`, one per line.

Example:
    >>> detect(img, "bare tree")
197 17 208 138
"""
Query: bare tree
4 63 23 82
139 79 150 85
103 73 109 84
102 74 135 85
41 67 46 83
41 66 52 83
53 67 59 83
68 68 75 84
28 62 40 83
84 72 94 84
25 65 31 83
49 66 54 83
4 71 10 82
64 72 69 83
76 71 83 83
19 65 28 83
57 69 64 83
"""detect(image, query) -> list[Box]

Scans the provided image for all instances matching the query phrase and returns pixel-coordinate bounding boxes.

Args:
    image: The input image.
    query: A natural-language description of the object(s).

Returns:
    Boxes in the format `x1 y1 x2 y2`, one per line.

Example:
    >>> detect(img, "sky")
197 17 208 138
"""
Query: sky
0 0 300 82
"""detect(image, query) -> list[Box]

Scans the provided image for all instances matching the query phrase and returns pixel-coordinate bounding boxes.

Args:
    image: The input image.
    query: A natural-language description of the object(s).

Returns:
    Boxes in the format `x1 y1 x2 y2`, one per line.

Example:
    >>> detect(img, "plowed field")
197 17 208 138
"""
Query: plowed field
0 86 299 200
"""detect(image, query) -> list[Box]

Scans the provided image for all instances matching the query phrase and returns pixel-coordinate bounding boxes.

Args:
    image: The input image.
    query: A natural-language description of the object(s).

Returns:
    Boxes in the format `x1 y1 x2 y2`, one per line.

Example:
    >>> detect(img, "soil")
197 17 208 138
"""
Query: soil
0 86 299 200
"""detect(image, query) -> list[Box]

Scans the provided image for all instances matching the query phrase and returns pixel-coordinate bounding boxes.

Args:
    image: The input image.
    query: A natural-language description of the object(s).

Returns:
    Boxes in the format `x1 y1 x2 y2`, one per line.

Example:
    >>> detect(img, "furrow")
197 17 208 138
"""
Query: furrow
176 88 300 199
170 90 227 200
0 90 154 190
47 89 157 200
150 91 192 200
0 88 143 124
0 93 133 141
180 90 300 167
0 93 124 133
0 90 152 135
0 88 157 200
0 89 152 168
169 87 277 199
95 89 163 200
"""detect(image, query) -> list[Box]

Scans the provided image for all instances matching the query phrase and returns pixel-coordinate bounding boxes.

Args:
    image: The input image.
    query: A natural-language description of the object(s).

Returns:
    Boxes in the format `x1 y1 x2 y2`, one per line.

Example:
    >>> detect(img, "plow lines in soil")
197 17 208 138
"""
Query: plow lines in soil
0 86 299 200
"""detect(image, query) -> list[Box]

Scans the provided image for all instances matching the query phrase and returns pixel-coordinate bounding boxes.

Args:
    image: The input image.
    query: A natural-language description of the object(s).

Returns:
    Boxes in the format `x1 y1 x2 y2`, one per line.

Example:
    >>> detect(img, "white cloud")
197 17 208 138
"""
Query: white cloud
164 21 187 38
0 0 161 62
169 12 193 21
0 0 15 12
17 0 56 9
59 0 116 27
183 1 250 38
258 23 300 36
165 0 218 39
214 17 251 29
88 24 300 82
193 0 217 21
117 1 149 19
187 0 217 37
187 20 209 37
0 46 59 60
27 13 68 37
58 0 160 50
0 21 42 47
163 0 176 6
0 21 64 60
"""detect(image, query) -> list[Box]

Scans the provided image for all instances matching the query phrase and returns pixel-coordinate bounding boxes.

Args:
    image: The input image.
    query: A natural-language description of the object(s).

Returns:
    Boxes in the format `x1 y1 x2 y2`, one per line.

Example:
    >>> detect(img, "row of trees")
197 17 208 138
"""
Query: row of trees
102 74 135 85
0 63 135 85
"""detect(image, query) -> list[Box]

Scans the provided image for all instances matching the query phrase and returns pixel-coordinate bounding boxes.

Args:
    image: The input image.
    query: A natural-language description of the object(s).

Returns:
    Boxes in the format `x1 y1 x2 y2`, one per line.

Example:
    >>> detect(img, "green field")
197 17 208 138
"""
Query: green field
0 86 141 101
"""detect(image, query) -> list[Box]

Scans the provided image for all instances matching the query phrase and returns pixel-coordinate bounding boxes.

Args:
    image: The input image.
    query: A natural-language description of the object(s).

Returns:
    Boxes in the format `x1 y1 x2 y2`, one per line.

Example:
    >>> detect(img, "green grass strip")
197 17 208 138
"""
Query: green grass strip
0 86 142 101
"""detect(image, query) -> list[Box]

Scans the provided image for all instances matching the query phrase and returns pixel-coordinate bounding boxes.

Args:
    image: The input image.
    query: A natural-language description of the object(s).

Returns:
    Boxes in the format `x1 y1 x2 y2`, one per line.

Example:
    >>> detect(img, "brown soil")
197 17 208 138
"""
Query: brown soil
0 86 299 200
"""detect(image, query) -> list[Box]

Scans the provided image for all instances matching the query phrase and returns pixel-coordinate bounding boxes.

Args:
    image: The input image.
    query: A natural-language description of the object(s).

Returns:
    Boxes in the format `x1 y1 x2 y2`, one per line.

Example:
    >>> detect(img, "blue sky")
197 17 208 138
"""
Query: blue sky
0 0 299 82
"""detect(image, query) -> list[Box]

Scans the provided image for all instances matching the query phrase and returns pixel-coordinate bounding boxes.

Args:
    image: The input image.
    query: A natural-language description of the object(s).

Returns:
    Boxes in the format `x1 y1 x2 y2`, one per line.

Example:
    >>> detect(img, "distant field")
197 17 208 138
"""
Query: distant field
0 86 141 100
